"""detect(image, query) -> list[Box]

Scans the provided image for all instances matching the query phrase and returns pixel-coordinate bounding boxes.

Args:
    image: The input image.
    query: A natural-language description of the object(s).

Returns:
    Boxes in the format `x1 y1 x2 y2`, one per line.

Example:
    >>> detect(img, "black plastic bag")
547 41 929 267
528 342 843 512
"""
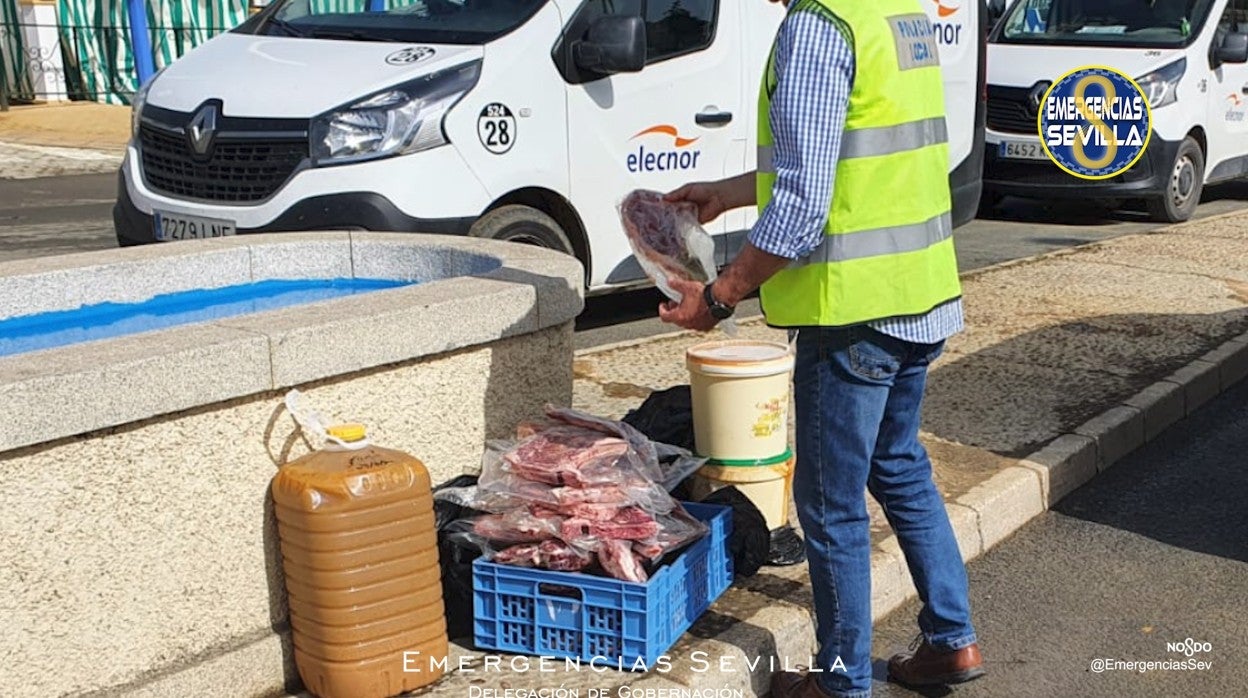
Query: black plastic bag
768 525 807 566
433 474 486 640
671 480 768 578
622 385 696 452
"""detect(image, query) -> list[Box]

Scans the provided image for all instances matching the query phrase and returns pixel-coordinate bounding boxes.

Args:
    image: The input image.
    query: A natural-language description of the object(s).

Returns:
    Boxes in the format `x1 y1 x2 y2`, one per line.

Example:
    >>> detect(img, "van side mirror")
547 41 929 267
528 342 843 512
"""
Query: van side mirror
1216 31 1248 64
572 15 646 76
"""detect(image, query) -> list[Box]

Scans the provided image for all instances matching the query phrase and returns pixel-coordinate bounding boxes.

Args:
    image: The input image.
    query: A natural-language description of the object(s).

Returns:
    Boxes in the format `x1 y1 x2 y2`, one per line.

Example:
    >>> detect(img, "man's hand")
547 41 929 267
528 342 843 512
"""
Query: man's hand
664 182 729 225
657 277 719 332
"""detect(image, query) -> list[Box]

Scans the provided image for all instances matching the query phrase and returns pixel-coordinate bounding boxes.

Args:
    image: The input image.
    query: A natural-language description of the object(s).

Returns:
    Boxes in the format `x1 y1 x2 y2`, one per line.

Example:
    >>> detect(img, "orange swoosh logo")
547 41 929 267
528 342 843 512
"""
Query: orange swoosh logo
1228 93 1242 106
933 0 958 17
631 125 699 147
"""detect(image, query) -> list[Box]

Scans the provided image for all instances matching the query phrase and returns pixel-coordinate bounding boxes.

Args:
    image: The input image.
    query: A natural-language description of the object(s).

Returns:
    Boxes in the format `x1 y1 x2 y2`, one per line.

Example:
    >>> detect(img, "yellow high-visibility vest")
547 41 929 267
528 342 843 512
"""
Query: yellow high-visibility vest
756 0 962 328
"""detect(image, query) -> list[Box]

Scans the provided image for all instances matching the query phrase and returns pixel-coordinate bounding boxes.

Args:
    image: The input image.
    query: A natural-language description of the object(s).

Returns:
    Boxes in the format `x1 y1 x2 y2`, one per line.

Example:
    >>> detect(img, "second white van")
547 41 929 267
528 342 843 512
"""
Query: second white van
982 0 1248 222
113 0 987 293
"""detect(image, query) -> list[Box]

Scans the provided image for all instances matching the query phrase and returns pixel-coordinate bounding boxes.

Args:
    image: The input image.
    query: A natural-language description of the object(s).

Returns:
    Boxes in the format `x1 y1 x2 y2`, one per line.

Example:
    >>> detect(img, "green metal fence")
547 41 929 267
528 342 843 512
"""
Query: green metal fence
56 0 247 104
1 0 36 105
0 0 247 106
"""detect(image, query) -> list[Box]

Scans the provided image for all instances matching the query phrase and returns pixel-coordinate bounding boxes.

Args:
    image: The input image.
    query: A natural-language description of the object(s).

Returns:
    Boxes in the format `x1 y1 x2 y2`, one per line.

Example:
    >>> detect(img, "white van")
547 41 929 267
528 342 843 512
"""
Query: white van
113 0 986 293
982 0 1248 222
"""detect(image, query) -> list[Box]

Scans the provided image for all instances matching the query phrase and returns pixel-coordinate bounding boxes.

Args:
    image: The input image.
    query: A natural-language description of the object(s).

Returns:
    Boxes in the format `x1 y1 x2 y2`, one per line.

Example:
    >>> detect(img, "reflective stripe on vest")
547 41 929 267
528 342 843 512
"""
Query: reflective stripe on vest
757 117 948 175
794 212 951 266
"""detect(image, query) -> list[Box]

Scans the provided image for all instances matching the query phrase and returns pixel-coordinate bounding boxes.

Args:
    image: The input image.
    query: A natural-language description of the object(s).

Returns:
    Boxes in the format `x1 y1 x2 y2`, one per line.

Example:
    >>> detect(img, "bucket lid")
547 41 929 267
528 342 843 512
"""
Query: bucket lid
687 339 791 366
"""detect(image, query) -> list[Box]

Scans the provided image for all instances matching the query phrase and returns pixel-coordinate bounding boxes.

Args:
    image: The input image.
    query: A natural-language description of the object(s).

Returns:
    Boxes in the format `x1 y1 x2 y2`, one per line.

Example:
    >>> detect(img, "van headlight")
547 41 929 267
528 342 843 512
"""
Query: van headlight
1136 58 1185 109
311 60 482 166
130 70 162 137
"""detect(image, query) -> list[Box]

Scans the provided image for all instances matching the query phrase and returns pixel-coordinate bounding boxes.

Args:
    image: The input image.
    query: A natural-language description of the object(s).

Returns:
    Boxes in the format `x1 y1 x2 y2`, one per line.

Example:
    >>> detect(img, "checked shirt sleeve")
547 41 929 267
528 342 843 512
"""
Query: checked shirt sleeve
746 10 855 261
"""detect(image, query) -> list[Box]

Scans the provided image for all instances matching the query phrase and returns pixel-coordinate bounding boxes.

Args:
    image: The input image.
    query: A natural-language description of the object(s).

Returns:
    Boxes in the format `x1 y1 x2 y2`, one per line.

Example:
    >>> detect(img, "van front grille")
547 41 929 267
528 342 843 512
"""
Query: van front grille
986 85 1042 135
138 119 308 203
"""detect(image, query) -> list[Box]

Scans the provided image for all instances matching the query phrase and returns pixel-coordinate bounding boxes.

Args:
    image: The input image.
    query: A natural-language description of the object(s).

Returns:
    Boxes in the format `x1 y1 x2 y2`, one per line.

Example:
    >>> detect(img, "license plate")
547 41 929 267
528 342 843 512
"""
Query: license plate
998 140 1048 161
154 211 237 241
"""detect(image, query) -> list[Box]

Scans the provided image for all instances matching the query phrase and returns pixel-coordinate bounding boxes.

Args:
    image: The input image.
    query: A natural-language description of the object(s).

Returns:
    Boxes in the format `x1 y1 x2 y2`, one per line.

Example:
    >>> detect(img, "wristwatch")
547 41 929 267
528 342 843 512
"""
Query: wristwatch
703 282 735 320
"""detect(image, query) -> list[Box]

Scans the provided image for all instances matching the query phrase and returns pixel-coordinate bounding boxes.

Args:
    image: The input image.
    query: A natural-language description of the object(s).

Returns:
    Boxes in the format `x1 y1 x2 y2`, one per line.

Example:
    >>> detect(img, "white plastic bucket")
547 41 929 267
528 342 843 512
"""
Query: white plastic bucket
686 339 795 462
687 450 794 530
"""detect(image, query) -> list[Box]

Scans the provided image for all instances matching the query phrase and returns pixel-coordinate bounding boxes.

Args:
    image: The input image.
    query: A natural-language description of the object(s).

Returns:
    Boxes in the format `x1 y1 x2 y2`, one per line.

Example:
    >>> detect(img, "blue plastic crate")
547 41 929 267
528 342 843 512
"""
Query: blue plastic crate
472 502 733 667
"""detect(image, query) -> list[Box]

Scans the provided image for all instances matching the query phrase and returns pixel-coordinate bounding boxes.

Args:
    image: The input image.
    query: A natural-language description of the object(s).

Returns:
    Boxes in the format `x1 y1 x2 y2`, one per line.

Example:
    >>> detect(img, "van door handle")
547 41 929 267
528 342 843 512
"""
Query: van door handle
695 111 733 125
1242 84 1248 94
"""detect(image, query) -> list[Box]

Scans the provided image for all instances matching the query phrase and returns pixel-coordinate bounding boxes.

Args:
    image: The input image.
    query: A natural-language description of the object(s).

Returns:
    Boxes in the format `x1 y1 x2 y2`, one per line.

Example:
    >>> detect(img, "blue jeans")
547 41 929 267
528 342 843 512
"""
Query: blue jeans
791 326 977 697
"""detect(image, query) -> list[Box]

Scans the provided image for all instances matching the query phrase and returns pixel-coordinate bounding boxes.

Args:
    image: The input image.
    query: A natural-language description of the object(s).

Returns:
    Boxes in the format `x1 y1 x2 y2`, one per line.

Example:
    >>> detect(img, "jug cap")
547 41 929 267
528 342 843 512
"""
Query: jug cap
326 423 367 442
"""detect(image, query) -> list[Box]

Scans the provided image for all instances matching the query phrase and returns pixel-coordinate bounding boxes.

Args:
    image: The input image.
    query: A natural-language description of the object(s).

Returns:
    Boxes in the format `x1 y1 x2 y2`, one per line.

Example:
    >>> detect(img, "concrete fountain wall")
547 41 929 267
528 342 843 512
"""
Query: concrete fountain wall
0 232 584 698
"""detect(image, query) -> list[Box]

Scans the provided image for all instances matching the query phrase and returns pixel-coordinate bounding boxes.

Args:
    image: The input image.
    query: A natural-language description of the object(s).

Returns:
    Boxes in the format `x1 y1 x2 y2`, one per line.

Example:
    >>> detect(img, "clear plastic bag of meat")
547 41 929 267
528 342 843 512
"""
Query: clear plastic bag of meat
466 429 678 517
539 404 706 491
631 503 708 563
618 189 738 337
491 539 595 572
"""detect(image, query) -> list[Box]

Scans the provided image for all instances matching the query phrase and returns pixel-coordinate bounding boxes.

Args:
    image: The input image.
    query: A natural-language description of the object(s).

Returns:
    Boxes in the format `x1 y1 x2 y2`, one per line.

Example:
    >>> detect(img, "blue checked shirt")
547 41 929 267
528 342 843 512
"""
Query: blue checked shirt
747 9 964 345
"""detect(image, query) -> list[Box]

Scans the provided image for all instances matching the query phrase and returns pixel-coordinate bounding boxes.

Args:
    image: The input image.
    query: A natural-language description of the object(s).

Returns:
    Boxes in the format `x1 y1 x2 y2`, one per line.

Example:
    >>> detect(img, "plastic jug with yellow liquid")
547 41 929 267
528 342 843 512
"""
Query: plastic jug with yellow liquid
271 391 447 698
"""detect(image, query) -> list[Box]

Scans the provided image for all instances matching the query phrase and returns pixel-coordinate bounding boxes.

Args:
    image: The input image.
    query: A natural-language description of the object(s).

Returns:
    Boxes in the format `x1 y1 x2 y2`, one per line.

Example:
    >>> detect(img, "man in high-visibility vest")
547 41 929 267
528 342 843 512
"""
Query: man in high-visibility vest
659 0 985 695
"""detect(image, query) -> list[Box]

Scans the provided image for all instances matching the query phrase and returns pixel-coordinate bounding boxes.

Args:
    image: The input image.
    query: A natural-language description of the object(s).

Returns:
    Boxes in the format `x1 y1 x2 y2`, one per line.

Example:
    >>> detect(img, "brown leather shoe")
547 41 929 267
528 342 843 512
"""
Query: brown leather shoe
887 634 985 687
770 670 833 698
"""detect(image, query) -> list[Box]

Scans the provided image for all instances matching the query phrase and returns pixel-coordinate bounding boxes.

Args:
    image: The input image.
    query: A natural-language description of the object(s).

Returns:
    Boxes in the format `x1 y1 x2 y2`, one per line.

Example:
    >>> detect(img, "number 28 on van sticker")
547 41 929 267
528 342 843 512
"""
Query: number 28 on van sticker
478 103 516 155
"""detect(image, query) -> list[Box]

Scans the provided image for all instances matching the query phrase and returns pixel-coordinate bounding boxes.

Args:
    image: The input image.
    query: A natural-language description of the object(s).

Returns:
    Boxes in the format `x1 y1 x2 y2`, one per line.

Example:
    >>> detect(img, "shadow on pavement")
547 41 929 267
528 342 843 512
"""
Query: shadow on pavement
1052 376 1248 565
921 310 1248 459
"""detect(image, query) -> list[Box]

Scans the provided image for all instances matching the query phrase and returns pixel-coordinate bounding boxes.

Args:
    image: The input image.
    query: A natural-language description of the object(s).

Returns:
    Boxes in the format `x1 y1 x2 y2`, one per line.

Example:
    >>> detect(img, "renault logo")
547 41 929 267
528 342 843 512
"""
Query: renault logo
187 104 218 155
1028 81 1052 114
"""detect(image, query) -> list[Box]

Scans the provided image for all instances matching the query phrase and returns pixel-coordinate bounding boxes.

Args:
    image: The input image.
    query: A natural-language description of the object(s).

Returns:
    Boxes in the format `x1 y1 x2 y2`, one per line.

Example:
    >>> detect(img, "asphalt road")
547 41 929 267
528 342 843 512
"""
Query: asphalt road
870 376 1248 698
3 173 1247 350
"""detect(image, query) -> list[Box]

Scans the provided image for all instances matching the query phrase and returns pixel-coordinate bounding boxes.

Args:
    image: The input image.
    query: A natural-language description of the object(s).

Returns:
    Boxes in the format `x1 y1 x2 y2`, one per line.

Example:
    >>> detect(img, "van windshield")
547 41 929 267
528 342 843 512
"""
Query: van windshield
253 0 546 44
997 0 1216 47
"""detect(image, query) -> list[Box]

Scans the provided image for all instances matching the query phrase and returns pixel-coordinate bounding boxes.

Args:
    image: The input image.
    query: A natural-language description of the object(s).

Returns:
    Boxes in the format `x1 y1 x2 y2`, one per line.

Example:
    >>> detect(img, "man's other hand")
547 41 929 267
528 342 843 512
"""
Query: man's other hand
657 277 719 332
664 182 728 225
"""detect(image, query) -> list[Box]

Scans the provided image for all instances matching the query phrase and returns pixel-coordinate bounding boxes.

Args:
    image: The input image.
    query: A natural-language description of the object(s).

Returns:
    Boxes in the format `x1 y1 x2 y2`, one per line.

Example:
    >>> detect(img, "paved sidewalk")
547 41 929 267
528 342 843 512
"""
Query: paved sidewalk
0 103 128 179
289 210 1248 698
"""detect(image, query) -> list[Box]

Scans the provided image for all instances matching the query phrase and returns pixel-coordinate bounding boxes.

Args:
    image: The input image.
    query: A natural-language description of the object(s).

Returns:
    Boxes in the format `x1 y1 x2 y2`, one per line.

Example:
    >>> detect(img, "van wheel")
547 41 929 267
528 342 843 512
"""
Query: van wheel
1147 137 1203 223
469 205 575 256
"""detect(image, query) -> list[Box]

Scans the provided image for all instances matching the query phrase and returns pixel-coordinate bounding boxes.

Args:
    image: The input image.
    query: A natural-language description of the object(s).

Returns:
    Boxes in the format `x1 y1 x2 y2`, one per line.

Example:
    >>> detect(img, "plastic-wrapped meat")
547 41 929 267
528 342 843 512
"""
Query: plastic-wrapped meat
600 539 648 583
562 506 661 546
564 502 624 522
502 426 630 486
471 508 563 543
553 486 630 505
619 189 710 284
544 405 664 483
635 505 708 561
493 539 594 571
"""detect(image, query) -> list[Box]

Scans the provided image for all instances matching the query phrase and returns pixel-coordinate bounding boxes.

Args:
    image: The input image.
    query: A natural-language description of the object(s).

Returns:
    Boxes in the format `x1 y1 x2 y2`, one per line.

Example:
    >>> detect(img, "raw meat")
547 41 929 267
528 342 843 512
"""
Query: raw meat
471 508 562 543
562 506 661 545
619 189 710 284
600 539 648 583
552 486 631 505
564 502 625 522
544 405 665 483
502 426 631 487
494 539 593 572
